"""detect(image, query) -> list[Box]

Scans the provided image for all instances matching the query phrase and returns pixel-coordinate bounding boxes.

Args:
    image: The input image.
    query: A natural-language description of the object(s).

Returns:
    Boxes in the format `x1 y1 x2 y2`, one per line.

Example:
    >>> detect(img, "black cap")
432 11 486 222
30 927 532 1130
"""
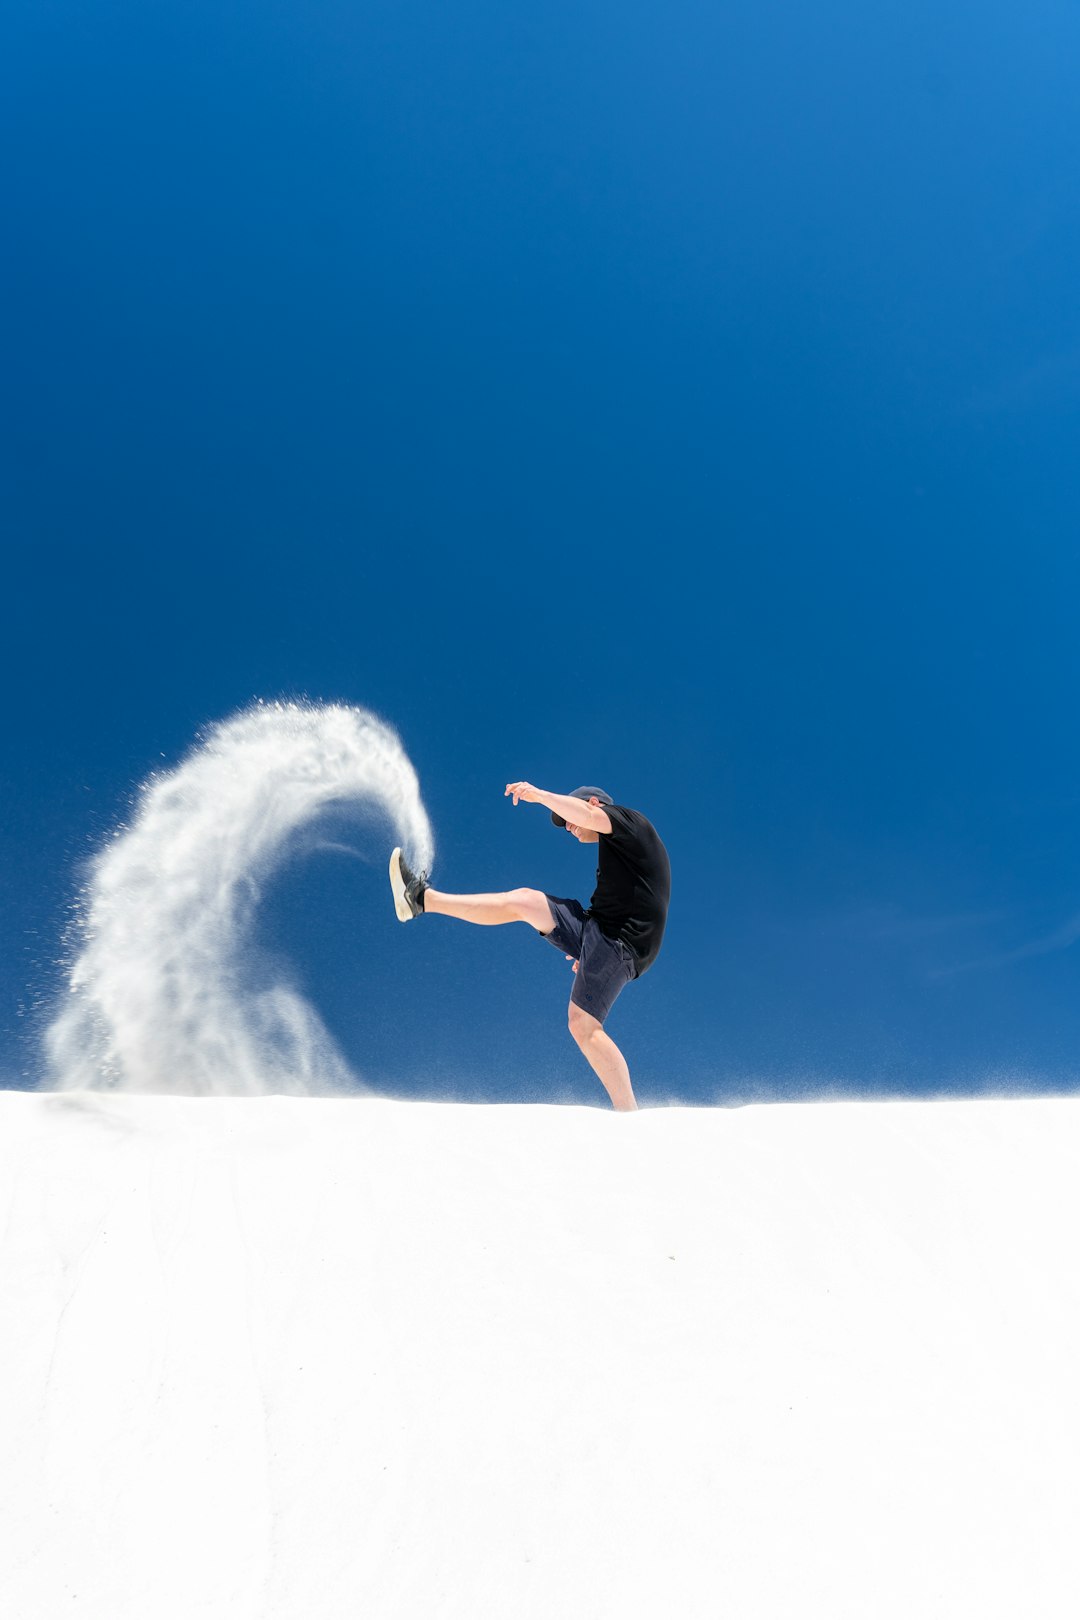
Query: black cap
551 786 614 828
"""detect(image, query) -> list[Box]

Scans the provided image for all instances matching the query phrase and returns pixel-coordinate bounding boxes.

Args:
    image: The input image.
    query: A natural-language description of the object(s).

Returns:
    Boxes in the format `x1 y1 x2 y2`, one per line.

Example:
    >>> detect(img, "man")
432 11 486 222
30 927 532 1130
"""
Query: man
389 783 671 1112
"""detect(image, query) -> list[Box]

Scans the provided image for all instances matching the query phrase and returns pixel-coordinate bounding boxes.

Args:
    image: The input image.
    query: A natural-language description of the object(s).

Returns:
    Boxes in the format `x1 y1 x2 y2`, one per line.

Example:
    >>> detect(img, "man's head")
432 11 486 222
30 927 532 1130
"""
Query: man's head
552 787 613 844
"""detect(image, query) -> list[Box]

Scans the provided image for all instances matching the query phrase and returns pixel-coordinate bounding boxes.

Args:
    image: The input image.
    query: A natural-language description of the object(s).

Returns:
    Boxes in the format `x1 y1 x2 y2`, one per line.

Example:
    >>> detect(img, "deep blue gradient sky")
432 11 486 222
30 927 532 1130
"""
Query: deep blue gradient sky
4 0 1080 1104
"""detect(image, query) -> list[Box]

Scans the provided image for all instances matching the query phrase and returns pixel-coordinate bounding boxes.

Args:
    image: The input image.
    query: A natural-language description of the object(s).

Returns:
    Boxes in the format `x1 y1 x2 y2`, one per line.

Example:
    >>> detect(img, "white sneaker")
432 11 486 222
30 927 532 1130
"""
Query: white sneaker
389 847 427 921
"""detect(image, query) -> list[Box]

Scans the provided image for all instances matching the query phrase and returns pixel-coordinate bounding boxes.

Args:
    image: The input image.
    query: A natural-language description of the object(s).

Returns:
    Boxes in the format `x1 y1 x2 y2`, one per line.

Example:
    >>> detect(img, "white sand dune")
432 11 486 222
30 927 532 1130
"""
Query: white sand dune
2 1090 1079 1619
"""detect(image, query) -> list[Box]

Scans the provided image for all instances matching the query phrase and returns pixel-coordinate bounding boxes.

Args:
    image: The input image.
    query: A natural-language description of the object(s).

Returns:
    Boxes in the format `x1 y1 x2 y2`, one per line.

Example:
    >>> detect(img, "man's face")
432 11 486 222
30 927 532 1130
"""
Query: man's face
565 819 600 845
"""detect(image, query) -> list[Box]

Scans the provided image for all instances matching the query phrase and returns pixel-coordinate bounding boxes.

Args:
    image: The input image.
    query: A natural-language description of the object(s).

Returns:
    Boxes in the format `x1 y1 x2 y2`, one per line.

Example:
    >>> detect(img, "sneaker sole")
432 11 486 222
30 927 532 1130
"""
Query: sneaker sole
389 847 414 922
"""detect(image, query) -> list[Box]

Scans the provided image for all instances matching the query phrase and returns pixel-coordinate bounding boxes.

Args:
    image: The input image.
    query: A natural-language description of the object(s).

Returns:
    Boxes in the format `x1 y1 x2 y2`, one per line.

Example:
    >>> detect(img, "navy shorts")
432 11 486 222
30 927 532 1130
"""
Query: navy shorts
542 896 637 1024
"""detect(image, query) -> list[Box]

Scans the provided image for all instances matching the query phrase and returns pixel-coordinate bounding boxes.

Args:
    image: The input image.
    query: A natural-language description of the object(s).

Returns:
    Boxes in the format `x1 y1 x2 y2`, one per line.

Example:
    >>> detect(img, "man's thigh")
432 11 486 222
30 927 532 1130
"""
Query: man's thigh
570 922 635 1024
542 895 588 953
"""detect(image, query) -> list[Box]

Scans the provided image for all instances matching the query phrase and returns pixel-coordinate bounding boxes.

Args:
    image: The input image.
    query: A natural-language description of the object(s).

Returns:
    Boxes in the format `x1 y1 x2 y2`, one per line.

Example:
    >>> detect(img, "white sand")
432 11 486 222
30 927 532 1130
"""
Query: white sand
2 1090 1079 1618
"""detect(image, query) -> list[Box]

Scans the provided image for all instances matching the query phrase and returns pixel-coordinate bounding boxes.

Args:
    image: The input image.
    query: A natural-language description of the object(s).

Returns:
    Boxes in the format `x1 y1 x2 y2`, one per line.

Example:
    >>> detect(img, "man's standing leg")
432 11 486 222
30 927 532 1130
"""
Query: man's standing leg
567 1003 638 1112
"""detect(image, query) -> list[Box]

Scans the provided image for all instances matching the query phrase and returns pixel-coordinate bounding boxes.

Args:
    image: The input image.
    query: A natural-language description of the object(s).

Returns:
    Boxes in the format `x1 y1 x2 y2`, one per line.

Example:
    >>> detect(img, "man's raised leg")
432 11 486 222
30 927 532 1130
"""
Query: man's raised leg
424 886 554 932
390 849 552 932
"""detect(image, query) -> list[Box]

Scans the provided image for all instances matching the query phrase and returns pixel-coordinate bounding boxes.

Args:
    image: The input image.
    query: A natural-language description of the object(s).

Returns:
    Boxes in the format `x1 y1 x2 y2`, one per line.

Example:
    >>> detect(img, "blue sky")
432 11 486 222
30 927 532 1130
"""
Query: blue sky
4 0 1080 1104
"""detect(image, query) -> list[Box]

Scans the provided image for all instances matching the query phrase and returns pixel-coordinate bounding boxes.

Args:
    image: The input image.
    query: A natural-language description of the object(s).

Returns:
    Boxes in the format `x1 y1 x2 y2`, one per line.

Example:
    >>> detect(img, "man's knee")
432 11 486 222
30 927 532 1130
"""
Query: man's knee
568 1002 601 1044
509 888 552 931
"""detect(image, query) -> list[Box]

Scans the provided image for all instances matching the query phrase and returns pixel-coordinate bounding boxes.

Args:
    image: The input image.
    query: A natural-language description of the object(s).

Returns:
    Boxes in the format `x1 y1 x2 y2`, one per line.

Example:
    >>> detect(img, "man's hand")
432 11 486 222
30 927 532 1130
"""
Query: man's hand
566 956 579 974
505 781 544 806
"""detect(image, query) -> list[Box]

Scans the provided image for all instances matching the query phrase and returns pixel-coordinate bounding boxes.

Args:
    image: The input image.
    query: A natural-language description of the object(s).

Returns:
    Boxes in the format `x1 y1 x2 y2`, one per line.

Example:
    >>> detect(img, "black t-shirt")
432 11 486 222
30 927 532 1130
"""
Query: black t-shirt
588 804 671 974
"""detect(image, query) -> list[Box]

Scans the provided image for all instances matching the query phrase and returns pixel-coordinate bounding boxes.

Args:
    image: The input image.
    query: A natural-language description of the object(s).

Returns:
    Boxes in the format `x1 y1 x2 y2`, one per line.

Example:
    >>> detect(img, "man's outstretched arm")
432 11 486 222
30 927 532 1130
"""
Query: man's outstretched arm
504 781 613 834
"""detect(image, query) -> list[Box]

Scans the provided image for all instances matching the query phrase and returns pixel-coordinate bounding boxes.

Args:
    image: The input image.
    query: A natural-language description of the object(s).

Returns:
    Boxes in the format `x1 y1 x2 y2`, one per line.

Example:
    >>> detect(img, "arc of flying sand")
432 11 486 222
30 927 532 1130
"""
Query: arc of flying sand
47 701 434 1096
